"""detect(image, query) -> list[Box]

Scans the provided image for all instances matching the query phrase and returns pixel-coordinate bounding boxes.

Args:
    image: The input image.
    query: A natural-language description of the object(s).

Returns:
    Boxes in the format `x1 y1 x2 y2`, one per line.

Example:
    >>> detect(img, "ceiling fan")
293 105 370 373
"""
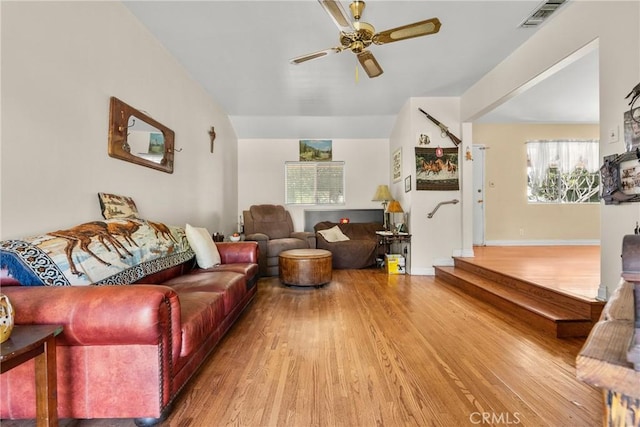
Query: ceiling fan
290 0 441 78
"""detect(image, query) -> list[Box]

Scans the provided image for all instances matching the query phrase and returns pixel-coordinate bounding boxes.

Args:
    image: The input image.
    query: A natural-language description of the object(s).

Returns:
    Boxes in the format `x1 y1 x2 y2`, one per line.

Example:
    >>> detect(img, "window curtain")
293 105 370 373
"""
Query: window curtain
526 139 599 202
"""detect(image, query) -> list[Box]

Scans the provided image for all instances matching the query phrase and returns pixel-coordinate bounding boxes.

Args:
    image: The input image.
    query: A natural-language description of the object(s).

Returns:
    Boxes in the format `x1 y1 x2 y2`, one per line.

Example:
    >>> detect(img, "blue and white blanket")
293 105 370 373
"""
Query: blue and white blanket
1 219 194 286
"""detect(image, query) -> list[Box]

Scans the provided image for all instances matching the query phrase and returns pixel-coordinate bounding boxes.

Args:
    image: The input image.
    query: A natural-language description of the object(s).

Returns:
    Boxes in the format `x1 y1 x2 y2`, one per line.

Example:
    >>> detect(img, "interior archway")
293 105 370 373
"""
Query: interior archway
468 42 600 299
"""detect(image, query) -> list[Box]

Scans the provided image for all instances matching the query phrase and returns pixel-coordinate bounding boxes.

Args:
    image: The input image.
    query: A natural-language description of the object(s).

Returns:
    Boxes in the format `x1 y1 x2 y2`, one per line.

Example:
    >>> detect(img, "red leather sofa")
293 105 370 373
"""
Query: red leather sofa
0 221 259 426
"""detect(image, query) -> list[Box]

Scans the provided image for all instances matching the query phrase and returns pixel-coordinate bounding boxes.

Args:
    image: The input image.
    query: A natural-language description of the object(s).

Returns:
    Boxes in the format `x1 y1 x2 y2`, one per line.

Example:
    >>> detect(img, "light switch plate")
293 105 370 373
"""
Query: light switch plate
609 126 619 143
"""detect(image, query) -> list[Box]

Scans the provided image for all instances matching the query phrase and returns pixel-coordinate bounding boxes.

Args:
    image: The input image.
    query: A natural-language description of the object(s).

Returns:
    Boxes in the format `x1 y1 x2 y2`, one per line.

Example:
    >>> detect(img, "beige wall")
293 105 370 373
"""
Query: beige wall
473 124 600 243
237 138 389 232
389 97 464 274
462 1 639 298
1 2 239 239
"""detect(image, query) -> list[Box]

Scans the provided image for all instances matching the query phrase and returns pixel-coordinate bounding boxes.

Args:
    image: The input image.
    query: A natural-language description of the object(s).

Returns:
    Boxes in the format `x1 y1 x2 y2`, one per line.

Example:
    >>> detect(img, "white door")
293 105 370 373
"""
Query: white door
472 145 486 246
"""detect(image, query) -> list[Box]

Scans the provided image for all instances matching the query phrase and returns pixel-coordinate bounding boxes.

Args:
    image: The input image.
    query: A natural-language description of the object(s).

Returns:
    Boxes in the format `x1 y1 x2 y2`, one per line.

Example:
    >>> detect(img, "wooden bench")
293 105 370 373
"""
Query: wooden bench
576 235 640 426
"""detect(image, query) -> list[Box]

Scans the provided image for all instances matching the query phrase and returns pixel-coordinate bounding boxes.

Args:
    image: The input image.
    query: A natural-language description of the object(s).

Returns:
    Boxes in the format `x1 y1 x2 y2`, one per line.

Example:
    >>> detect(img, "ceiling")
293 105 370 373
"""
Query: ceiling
123 0 599 139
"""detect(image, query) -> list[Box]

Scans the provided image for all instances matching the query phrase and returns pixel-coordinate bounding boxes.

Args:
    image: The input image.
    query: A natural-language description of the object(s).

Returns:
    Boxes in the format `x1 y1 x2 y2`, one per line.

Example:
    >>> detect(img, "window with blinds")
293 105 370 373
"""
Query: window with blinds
285 161 345 205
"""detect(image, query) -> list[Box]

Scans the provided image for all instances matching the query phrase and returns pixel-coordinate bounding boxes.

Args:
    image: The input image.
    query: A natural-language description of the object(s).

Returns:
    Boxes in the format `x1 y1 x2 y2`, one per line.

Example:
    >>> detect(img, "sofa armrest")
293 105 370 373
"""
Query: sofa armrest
216 241 259 264
241 234 268 276
244 232 269 242
2 285 181 349
292 231 316 248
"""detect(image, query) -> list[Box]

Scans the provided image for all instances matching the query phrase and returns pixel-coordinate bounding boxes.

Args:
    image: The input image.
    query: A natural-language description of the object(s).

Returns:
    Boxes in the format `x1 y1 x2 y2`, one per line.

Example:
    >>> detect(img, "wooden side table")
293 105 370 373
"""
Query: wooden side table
1 324 64 427
375 231 411 272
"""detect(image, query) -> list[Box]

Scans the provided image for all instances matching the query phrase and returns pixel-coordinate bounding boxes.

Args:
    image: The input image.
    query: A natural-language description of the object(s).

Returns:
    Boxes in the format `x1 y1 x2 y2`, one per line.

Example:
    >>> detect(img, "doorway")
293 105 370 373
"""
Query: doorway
472 145 486 246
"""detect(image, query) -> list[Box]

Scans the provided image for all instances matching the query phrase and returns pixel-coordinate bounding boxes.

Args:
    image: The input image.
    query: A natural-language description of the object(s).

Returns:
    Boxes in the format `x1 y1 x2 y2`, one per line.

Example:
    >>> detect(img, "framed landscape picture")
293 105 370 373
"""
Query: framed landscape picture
299 140 332 161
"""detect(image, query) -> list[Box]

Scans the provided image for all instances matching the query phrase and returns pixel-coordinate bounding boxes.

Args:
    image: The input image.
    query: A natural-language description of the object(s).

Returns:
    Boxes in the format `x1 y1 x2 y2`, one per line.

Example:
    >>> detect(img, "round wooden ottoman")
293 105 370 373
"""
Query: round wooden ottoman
279 249 332 287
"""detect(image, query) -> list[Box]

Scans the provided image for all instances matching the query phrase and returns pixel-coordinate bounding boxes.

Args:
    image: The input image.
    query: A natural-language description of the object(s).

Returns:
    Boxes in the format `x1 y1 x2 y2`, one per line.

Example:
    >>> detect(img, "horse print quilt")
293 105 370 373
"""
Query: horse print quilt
1 219 194 286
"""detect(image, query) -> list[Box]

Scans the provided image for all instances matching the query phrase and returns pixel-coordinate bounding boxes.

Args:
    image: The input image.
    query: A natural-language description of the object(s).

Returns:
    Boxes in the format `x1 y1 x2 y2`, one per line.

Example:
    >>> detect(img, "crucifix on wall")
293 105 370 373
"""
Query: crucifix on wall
208 126 216 153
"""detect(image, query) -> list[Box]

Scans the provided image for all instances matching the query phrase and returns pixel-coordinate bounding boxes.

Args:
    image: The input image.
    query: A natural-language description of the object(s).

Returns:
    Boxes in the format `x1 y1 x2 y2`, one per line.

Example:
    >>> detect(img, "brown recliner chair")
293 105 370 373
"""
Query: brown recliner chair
243 204 315 276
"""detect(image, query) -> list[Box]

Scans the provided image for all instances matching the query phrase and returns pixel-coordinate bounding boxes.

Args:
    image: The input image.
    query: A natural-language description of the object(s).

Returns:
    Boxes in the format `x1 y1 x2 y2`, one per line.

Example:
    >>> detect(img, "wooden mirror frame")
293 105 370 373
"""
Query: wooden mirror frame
108 96 175 173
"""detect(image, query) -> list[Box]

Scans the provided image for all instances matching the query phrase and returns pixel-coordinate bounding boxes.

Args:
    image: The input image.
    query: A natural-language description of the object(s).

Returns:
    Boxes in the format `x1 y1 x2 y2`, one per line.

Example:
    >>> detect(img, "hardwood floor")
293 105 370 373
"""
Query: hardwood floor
436 245 604 338
2 270 603 427
466 245 600 300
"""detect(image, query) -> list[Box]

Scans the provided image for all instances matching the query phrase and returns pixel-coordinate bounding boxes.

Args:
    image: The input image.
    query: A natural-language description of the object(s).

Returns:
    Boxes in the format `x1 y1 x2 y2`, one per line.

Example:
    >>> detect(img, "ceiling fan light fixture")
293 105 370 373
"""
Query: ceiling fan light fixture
392 22 436 40
290 47 343 65
293 1 440 78
349 0 366 21
374 18 441 44
353 21 375 37
291 51 328 64
319 0 353 31
357 51 383 78
362 58 381 77
351 40 365 53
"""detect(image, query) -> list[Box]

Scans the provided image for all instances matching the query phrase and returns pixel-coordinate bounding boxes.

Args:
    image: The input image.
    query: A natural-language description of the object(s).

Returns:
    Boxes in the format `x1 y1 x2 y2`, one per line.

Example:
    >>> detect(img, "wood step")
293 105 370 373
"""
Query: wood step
452 257 603 322
435 265 599 338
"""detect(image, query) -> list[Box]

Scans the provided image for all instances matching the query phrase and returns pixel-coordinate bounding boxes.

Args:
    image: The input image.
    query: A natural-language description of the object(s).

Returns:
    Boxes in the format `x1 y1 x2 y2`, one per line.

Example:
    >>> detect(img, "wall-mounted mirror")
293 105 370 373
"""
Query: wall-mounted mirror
108 96 175 173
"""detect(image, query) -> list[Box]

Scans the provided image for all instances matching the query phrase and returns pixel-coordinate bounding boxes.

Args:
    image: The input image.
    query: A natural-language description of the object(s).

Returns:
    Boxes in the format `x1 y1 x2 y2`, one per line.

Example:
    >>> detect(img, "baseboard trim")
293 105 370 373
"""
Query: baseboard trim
453 248 475 257
597 284 608 301
433 257 454 266
483 239 600 246
410 267 435 276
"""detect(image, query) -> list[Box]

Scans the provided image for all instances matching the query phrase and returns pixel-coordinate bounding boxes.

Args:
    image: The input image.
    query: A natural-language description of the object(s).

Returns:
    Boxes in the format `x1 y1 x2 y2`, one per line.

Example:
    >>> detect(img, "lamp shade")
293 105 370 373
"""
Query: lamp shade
386 200 404 213
372 185 392 202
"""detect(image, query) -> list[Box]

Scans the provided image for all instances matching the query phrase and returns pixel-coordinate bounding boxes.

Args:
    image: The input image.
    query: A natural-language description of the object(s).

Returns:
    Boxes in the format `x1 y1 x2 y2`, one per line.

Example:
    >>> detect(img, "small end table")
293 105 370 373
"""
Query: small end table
376 231 412 272
1 324 64 427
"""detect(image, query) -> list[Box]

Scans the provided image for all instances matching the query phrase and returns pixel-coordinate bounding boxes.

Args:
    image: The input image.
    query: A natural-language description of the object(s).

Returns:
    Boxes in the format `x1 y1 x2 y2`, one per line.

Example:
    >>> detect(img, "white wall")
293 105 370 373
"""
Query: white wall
1 2 239 239
238 138 389 231
4 1 637 293
389 97 463 274
461 0 640 298
238 104 462 277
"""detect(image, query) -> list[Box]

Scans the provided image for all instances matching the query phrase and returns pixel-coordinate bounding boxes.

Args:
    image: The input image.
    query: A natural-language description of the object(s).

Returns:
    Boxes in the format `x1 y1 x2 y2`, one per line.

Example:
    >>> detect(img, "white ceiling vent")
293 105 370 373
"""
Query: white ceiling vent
519 0 568 28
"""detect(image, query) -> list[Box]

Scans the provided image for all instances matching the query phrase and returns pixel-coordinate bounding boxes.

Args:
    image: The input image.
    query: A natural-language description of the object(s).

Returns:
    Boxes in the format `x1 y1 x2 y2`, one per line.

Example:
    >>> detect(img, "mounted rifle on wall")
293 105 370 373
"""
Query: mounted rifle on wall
418 108 461 147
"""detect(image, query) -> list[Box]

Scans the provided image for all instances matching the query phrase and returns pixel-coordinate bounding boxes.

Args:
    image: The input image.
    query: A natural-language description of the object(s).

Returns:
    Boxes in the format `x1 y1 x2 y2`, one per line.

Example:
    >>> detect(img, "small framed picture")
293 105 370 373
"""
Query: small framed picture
405 175 411 193
392 147 402 182
624 106 640 151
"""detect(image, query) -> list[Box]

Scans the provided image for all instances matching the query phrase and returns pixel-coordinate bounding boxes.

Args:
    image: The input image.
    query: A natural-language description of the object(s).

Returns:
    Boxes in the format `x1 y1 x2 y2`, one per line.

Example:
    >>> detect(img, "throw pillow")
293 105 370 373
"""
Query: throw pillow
98 193 140 219
185 224 221 268
317 225 350 243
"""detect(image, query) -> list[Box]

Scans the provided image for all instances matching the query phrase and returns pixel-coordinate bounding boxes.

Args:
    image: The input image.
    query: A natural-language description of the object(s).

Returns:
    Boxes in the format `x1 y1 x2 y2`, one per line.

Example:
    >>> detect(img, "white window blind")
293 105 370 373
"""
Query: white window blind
285 161 345 205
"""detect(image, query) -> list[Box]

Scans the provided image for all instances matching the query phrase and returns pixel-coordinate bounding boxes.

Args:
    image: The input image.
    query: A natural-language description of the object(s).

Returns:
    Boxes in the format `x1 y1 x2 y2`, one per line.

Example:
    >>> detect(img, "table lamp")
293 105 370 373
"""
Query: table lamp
372 185 393 229
386 200 404 234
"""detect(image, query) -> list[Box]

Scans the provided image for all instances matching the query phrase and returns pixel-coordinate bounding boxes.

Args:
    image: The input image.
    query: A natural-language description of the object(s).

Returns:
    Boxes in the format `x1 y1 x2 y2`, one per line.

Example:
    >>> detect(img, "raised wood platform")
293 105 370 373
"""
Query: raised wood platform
435 247 605 338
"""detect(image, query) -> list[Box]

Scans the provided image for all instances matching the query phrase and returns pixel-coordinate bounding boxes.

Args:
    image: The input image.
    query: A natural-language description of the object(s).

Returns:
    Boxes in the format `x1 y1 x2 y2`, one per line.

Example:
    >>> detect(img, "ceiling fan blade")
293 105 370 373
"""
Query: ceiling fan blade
357 51 383 78
290 47 343 65
318 0 355 32
373 18 441 45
